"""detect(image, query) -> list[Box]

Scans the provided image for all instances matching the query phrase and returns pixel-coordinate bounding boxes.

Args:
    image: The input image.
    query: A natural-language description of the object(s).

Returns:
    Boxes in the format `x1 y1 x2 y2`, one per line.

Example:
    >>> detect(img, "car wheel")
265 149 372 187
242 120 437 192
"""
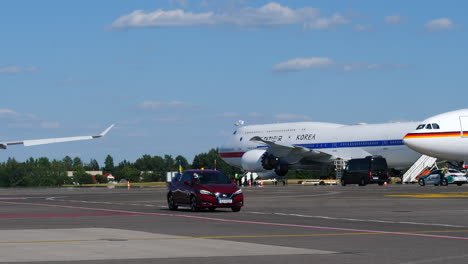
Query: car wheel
231 206 241 212
418 178 425 186
378 182 384 186
441 178 448 186
167 193 178 211
359 177 367 186
190 196 199 212
208 207 216 212
341 178 346 186
457 183 463 186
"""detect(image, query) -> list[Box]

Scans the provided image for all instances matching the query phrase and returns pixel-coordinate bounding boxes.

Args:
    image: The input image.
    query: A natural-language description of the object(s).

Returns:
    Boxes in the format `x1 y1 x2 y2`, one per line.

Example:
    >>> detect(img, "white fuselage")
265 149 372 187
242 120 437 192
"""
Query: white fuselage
404 109 468 161
220 121 421 170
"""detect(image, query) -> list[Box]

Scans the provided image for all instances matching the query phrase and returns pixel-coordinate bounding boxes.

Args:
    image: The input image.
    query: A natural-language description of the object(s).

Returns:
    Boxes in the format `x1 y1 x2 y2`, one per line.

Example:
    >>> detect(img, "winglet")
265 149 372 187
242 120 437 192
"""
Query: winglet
94 124 114 138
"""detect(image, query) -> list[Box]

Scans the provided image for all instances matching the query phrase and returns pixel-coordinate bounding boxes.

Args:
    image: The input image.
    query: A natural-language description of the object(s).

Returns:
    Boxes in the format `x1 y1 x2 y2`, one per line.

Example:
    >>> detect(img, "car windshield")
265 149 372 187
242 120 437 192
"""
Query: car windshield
193 172 230 184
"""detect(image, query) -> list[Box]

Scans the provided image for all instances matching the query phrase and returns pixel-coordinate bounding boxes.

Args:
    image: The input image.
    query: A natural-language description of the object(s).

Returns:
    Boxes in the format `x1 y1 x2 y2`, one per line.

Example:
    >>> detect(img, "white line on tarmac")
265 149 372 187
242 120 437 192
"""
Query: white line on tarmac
258 212 466 228
257 191 341 199
1 200 468 241
45 197 158 207
45 197 467 228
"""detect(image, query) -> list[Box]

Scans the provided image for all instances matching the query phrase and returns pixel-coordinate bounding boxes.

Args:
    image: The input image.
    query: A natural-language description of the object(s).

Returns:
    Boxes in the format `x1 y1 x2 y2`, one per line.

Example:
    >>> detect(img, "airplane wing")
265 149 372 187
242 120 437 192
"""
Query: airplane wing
250 136 331 163
0 124 114 149
250 136 373 163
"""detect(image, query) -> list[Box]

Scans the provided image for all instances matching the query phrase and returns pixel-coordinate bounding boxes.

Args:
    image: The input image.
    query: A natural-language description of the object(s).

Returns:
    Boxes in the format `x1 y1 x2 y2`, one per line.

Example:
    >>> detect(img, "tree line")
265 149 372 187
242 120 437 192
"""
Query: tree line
0 148 242 187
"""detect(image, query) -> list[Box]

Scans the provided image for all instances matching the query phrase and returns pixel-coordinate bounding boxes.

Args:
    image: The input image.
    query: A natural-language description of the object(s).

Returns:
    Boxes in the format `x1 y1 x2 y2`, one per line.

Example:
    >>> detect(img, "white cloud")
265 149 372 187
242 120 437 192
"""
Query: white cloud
247 112 264 117
303 13 349 30
1 109 63 129
424 18 459 32
0 109 18 117
385 15 405 24
273 57 407 73
110 9 215 28
0 66 38 75
273 57 334 72
109 2 350 30
353 24 374 32
274 114 311 121
343 63 408 72
139 101 196 109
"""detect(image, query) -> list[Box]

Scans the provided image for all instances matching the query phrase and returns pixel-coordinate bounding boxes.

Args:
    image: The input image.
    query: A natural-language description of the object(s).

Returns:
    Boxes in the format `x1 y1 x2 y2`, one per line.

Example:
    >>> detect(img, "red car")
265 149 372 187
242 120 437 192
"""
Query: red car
167 169 243 212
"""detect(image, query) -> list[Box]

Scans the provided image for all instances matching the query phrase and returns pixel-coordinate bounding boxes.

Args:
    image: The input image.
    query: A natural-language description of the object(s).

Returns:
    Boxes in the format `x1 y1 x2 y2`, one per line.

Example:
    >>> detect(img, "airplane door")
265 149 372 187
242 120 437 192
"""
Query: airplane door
460 116 468 138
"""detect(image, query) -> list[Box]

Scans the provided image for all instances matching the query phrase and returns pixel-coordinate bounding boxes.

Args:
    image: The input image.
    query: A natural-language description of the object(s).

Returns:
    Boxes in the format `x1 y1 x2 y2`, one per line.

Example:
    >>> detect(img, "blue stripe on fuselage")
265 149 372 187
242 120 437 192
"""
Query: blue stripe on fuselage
256 139 404 149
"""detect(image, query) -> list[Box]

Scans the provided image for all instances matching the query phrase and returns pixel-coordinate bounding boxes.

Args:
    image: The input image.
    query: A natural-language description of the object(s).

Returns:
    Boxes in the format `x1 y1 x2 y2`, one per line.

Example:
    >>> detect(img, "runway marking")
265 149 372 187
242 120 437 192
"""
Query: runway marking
267 213 466 228
0 211 141 219
46 197 158 207
255 191 341 199
387 193 468 198
2 200 468 241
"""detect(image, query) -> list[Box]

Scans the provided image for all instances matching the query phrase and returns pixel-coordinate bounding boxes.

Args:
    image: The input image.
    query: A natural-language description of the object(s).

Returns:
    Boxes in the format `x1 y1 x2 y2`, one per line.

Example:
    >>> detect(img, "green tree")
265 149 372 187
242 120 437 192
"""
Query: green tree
150 155 165 172
141 171 164 182
164 155 175 171
175 155 190 171
115 165 140 183
192 148 241 177
72 157 83 170
94 174 108 184
85 159 100 171
73 167 94 184
1 158 27 187
63 156 73 171
104 154 115 173
135 154 152 171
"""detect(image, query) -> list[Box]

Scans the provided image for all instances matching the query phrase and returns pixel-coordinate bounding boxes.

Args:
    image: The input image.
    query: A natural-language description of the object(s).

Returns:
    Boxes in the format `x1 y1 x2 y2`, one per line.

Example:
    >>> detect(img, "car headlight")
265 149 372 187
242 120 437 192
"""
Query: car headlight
199 189 213 195
233 189 243 195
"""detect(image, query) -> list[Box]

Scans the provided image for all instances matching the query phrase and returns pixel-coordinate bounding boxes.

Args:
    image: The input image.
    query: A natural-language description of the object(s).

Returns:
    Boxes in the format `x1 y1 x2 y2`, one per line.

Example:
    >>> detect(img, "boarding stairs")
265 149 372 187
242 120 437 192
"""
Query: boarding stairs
402 155 437 183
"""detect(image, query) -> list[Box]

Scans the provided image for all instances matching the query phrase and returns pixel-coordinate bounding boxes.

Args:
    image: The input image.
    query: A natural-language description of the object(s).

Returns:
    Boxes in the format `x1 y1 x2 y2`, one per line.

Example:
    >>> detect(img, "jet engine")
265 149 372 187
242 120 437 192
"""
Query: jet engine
240 149 288 176
261 152 279 170
240 149 270 172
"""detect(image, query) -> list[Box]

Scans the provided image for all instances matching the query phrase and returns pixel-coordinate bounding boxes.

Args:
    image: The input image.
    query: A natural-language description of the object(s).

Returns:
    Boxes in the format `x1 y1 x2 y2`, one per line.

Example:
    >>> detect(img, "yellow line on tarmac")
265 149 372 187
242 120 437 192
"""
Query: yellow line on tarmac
3 230 468 244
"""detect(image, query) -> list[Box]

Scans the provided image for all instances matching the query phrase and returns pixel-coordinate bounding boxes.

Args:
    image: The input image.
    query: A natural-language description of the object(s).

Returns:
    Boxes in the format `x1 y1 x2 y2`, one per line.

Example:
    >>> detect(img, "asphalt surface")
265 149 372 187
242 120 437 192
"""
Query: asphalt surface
1 183 468 263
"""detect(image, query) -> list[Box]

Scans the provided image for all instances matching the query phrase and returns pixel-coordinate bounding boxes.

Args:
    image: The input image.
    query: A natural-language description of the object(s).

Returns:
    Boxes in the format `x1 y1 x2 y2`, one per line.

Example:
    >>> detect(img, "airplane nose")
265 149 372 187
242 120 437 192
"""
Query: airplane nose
403 134 416 149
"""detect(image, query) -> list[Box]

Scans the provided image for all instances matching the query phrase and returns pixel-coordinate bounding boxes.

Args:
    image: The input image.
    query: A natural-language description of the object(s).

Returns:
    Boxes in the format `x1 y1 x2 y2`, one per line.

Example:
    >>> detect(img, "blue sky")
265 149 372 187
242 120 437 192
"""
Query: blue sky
1 0 467 165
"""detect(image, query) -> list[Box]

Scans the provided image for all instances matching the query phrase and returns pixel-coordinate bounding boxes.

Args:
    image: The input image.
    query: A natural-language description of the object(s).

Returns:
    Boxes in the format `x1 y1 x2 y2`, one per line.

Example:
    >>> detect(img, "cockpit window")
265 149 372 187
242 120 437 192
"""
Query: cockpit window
432 123 440 129
416 124 425 130
233 130 237 135
425 124 432 129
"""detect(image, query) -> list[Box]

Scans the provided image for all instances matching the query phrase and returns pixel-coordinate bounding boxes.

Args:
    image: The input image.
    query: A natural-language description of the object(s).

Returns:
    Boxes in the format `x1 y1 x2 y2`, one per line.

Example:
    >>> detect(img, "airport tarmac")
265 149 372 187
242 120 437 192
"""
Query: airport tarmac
1 184 468 263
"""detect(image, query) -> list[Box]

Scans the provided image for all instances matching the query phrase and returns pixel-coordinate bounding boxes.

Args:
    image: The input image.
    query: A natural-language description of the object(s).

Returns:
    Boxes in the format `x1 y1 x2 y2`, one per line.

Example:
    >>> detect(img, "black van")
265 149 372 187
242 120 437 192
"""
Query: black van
340 156 389 186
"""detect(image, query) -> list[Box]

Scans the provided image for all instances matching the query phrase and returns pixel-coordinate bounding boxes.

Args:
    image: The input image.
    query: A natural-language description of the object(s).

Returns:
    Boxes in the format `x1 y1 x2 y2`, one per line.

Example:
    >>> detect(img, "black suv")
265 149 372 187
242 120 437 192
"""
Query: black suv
341 156 389 186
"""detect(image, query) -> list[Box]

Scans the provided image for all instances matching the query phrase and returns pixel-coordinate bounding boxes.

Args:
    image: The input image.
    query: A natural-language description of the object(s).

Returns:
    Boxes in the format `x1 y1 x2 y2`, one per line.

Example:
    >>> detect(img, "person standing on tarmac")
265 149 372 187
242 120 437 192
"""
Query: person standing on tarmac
440 167 448 185
234 173 240 186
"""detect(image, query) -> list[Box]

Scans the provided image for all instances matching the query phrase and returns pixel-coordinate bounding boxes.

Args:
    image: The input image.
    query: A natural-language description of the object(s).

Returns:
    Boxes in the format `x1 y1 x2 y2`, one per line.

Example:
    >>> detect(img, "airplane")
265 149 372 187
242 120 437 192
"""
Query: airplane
219 121 422 179
0 124 114 150
403 109 468 162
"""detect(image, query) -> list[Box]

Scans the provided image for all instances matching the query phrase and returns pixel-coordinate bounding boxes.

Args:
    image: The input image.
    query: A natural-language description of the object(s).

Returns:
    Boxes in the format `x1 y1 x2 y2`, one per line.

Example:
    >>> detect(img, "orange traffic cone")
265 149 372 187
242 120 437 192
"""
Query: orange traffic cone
384 182 388 186
260 180 264 187
127 181 131 190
